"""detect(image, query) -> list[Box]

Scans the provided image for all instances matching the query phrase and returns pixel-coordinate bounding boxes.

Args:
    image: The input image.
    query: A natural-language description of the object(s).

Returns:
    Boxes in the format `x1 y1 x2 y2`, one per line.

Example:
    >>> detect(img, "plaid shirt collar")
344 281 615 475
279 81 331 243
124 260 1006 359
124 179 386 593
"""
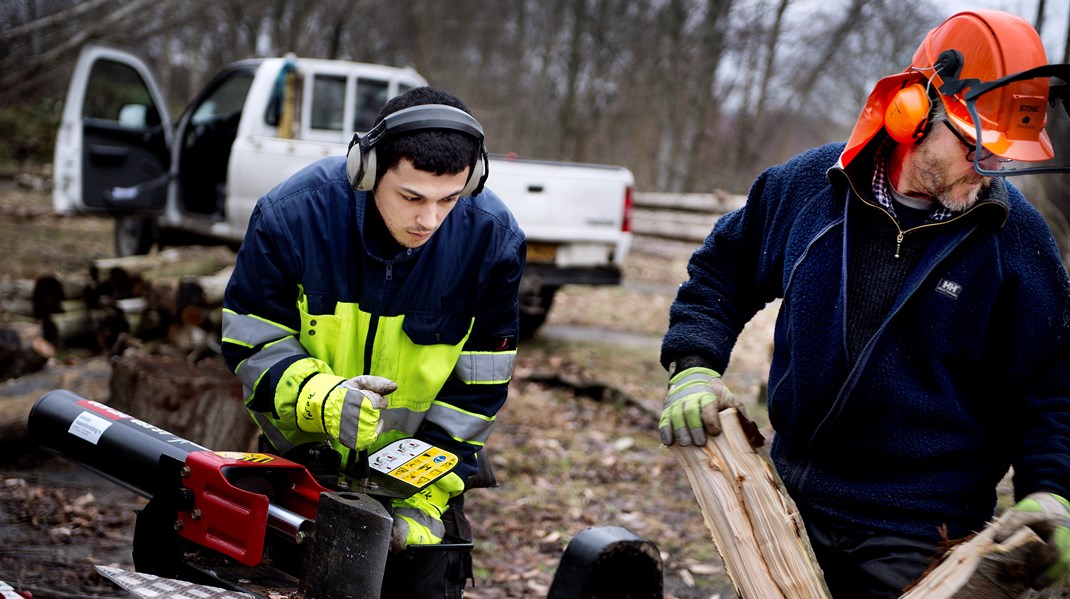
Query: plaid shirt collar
871 139 955 224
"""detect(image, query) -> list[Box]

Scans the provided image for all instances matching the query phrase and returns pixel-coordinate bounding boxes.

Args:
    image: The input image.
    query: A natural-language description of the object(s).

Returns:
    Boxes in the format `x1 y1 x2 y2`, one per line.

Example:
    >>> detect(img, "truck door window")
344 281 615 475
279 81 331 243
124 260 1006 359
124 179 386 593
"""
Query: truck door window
84 60 161 128
191 71 254 124
354 78 389 132
180 70 253 216
311 74 346 131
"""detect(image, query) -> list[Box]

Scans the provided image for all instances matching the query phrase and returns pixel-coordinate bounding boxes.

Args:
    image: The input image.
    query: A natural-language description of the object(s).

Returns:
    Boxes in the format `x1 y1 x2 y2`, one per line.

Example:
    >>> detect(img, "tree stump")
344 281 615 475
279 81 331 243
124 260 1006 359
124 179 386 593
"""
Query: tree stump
108 352 257 452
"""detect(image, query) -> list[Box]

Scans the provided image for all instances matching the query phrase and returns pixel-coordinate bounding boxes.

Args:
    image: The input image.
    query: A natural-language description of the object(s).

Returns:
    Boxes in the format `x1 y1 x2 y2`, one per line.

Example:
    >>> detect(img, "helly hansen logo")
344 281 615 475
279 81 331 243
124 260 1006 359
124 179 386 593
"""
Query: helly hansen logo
936 278 962 299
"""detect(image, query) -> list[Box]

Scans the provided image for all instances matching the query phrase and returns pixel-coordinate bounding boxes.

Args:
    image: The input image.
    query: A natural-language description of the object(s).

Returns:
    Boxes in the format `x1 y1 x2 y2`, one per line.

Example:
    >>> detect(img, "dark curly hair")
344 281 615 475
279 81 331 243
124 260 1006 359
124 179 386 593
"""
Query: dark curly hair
372 86 482 184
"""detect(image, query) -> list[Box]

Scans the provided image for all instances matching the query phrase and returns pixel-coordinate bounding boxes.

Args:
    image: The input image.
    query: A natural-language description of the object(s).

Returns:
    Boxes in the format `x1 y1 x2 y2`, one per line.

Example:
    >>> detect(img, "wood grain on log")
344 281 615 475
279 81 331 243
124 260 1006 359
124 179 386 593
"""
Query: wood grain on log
902 515 1047 599
671 408 830 599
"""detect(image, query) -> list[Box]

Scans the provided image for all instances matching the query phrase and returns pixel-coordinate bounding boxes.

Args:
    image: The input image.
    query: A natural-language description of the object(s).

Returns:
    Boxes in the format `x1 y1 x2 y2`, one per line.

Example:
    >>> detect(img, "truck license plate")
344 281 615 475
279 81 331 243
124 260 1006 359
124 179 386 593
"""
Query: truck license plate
527 243 557 263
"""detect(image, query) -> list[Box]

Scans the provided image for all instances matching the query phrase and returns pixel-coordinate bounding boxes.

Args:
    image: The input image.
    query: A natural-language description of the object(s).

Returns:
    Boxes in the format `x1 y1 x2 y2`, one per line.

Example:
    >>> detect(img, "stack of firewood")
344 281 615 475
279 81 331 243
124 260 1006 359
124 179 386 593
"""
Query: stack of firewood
0 246 260 452
0 246 235 380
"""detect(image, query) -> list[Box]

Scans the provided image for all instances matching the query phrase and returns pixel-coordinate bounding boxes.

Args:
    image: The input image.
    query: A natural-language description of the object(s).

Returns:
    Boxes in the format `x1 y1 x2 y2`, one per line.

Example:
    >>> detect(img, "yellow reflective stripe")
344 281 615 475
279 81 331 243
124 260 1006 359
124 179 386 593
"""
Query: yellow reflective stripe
453 350 516 384
426 401 494 445
223 308 298 346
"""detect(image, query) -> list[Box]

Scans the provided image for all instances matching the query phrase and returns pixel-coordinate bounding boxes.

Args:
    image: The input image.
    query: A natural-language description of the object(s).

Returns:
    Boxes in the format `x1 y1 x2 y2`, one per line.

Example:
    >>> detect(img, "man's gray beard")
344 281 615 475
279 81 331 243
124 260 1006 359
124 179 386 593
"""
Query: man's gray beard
936 177 989 212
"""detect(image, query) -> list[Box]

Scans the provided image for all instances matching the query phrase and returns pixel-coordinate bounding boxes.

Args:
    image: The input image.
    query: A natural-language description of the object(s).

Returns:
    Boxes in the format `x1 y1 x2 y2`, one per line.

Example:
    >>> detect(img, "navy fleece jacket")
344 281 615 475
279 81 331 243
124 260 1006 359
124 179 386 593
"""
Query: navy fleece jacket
662 142 1070 541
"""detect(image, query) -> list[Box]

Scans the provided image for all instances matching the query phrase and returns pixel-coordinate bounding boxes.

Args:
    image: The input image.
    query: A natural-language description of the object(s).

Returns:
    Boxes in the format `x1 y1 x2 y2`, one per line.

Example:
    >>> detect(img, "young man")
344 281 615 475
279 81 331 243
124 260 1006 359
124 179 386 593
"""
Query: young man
221 86 526 597
660 10 1070 597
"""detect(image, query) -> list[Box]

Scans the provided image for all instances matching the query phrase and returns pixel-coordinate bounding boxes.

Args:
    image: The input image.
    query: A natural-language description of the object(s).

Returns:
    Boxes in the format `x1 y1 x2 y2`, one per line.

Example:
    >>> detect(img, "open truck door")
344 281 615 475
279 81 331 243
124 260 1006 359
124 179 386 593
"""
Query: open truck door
53 43 172 221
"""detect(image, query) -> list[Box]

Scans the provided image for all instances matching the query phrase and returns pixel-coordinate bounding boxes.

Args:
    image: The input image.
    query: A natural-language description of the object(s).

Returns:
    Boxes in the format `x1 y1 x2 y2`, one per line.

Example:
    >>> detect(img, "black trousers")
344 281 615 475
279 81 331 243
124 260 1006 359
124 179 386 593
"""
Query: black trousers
380 494 474 599
805 512 941 598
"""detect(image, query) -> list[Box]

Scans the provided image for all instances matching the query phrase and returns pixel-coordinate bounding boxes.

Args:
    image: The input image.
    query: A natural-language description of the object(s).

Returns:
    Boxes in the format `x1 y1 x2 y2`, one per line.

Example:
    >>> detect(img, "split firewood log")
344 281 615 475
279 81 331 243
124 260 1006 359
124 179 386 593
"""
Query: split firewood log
901 514 1048 598
670 408 830 599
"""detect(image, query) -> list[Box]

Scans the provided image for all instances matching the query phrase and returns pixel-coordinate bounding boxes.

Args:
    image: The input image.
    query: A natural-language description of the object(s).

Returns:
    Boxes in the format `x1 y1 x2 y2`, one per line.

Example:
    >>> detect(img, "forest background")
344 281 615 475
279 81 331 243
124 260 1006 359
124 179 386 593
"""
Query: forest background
2 0 1068 201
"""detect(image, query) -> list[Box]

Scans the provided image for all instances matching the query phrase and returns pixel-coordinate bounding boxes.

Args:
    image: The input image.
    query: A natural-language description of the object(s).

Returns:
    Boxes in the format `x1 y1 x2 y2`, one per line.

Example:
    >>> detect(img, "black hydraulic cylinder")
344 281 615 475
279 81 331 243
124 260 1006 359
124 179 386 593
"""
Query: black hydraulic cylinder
28 389 206 499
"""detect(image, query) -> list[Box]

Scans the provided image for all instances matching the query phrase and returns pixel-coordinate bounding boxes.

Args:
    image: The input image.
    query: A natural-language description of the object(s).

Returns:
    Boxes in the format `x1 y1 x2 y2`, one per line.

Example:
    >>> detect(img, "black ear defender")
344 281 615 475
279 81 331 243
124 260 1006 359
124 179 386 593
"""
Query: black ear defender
346 104 490 197
885 49 966 143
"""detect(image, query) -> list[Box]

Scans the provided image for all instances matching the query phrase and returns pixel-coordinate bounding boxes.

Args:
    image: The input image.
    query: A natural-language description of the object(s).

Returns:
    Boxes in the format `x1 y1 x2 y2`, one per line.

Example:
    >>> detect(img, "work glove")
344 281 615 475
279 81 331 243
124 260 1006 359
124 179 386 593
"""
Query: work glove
660 366 740 447
993 491 1070 588
389 472 465 553
295 374 397 452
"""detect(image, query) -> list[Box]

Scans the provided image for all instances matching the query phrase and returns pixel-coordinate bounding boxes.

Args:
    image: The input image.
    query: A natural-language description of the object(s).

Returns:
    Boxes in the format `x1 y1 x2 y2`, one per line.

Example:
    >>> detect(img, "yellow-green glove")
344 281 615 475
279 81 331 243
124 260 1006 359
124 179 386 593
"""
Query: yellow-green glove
389 472 465 552
295 374 397 451
660 366 740 447
993 492 1070 588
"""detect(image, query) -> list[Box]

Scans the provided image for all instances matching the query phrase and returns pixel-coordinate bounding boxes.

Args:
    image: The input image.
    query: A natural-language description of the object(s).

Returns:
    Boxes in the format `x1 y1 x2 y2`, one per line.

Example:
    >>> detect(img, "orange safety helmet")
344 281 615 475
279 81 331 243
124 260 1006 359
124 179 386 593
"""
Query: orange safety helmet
839 10 1052 169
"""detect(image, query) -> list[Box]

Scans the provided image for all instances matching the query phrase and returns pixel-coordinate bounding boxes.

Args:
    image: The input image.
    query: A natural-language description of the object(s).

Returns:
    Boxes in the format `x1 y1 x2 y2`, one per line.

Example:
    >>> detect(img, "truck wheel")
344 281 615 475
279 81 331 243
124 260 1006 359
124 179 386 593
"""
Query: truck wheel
519 286 557 338
114 216 159 256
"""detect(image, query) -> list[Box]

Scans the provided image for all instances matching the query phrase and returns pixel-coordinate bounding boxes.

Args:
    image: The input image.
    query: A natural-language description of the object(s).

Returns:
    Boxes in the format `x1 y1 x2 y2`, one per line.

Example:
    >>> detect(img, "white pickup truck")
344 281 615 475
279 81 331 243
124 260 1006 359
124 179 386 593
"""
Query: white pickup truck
52 43 635 335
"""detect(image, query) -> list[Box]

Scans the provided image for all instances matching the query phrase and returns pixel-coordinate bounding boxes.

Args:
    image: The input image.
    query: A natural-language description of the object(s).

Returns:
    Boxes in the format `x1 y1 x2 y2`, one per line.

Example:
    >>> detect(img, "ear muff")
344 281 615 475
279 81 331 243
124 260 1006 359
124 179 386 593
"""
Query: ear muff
885 83 932 143
346 104 490 197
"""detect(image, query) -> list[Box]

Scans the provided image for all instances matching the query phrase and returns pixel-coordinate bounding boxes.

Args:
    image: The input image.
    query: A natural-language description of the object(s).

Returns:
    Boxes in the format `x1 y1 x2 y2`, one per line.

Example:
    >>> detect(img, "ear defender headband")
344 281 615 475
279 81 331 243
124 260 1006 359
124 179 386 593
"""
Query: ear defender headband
346 103 490 197
885 49 965 143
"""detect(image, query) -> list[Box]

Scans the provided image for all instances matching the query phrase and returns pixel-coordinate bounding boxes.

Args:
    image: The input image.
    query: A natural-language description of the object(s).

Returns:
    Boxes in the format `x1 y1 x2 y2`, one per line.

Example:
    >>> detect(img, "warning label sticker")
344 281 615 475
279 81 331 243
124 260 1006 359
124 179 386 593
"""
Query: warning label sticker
370 439 458 489
69 411 113 444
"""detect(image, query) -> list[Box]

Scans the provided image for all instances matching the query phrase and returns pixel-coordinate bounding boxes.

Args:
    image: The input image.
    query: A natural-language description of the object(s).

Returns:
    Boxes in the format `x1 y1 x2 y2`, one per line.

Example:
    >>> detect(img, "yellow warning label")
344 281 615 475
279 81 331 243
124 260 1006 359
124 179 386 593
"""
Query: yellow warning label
387 447 458 485
215 451 276 464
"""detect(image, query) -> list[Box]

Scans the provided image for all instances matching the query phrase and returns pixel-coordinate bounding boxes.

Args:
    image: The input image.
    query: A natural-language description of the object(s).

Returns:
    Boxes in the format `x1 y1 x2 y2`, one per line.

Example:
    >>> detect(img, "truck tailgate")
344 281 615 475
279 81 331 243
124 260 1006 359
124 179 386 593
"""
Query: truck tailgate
485 157 633 244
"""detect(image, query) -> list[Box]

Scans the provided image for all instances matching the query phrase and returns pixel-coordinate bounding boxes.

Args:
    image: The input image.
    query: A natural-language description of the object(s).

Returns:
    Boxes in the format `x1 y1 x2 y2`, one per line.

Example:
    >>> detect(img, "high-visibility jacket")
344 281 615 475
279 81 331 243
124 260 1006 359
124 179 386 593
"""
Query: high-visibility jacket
221 156 526 482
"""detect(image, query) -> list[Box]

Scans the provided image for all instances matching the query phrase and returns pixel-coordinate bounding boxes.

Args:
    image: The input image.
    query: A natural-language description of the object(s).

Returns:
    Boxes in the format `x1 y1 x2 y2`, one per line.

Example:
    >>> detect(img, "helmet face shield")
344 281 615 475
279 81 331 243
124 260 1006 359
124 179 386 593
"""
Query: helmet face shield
941 63 1070 176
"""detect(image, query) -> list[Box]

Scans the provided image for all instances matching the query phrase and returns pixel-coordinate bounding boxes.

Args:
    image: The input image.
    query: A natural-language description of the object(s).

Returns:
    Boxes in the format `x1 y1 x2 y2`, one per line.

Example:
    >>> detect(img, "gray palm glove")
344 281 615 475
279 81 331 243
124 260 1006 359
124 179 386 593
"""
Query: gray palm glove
332 375 397 450
659 366 741 447
993 492 1070 588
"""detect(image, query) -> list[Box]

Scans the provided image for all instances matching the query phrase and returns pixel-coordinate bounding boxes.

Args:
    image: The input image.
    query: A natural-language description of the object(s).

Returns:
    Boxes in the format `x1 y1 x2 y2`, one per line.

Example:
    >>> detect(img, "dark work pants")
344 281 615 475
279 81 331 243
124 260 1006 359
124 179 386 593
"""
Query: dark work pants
380 494 474 599
805 513 942 599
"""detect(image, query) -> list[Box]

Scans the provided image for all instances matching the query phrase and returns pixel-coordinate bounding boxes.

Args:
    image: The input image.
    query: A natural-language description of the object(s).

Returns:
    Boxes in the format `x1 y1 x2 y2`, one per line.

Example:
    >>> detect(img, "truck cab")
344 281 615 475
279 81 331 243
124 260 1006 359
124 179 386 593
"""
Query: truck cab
53 43 426 255
54 44 635 336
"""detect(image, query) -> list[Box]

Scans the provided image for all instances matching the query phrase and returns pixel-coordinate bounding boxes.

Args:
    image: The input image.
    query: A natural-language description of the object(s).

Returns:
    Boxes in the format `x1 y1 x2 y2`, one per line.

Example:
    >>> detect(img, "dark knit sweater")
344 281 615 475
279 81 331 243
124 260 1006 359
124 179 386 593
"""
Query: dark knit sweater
662 141 1070 541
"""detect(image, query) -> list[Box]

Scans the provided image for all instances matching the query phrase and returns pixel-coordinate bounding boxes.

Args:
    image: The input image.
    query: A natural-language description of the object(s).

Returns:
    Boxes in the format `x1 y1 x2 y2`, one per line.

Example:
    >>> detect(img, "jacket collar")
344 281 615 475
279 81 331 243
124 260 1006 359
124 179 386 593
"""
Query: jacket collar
827 136 1011 229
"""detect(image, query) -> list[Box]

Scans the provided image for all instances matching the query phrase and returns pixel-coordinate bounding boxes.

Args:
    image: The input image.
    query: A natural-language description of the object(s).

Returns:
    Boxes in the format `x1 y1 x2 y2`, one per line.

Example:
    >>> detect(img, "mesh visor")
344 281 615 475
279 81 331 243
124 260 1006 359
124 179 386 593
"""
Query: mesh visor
941 64 1070 176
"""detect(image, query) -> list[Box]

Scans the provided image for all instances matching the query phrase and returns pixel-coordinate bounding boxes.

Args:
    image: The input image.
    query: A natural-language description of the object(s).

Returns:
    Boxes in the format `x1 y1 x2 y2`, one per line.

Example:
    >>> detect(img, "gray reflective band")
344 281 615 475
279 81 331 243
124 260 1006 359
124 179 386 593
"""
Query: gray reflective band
426 402 494 445
251 411 297 455
236 336 308 389
453 350 516 384
337 387 366 447
394 506 445 539
223 311 297 346
381 406 426 436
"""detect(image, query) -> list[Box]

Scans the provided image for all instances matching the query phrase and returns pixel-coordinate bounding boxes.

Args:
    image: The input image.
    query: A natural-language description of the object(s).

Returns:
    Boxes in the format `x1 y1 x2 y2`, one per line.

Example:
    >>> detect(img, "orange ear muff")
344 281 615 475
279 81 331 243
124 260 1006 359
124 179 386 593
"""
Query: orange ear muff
885 83 931 143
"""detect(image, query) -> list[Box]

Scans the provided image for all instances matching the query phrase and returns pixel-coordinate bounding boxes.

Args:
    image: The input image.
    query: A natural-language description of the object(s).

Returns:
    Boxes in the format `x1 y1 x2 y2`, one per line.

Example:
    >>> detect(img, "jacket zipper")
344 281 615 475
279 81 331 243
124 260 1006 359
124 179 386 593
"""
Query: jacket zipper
363 259 394 374
788 178 1008 494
